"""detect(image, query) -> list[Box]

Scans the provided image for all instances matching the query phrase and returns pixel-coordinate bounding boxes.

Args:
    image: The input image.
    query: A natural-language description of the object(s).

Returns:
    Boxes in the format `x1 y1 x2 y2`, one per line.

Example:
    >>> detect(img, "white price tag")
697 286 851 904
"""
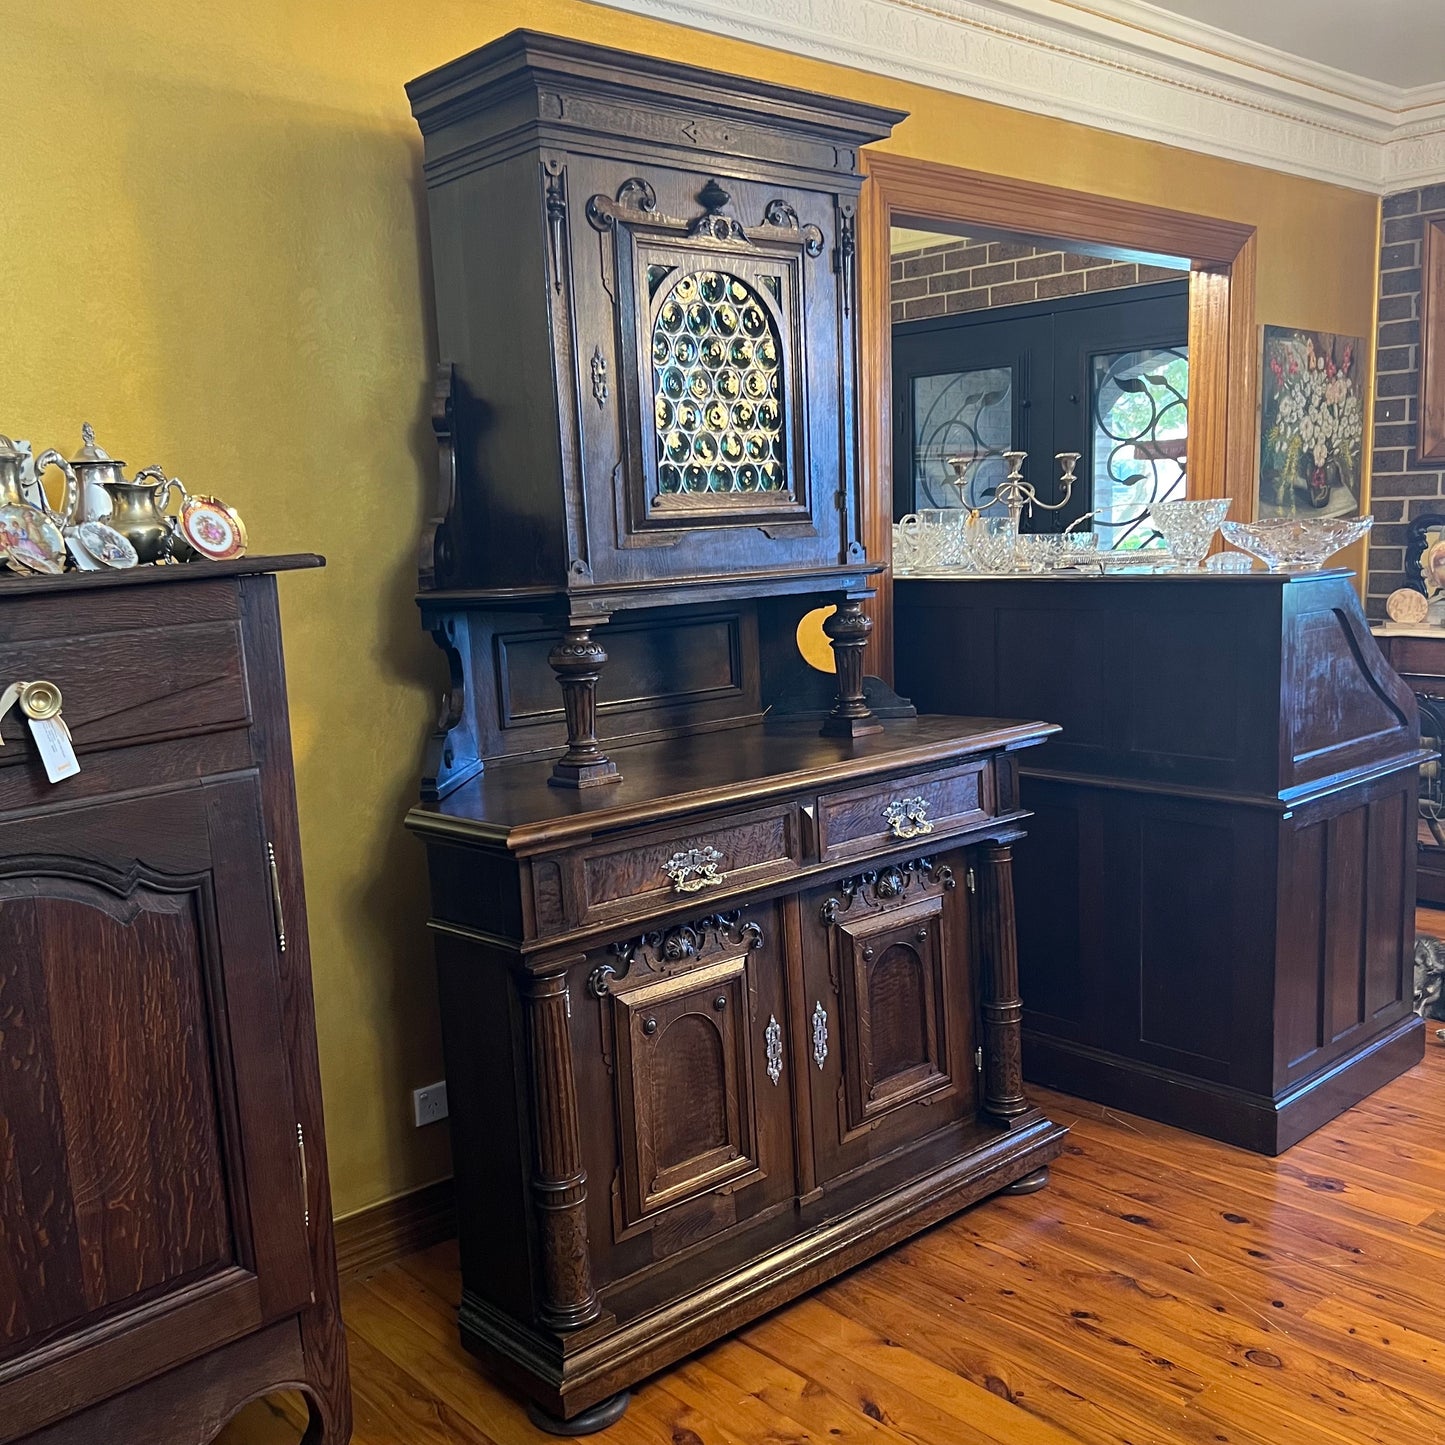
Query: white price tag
28 716 80 783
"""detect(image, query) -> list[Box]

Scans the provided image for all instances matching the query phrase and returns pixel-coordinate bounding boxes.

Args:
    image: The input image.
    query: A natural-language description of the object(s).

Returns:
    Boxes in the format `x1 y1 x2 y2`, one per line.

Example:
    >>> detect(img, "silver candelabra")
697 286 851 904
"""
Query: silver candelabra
945 451 1080 535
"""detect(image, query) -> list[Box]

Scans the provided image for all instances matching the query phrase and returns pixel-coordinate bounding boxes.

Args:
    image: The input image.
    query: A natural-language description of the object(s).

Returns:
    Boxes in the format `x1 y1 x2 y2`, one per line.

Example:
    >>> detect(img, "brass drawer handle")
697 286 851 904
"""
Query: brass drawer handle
663 845 726 894
884 796 933 840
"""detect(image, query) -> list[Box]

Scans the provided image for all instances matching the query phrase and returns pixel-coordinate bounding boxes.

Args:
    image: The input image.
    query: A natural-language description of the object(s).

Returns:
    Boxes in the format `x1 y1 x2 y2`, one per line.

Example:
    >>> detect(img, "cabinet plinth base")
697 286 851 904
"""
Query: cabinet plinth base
548 756 622 789
527 1391 630 1436
818 711 885 739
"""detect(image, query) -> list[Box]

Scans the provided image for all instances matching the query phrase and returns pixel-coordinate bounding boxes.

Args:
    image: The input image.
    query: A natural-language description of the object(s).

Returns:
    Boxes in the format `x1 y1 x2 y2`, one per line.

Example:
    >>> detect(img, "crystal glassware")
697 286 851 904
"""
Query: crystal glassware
1148 498 1231 569
971 515 1017 573
1219 515 1373 572
1015 533 1062 573
1058 532 1099 565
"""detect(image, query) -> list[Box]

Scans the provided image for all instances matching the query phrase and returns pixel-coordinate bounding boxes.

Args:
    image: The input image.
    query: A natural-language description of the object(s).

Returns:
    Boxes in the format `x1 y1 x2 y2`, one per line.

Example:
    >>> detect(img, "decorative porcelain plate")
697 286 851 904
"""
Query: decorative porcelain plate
179 495 247 560
75 520 139 570
1386 586 1431 624
0 504 66 575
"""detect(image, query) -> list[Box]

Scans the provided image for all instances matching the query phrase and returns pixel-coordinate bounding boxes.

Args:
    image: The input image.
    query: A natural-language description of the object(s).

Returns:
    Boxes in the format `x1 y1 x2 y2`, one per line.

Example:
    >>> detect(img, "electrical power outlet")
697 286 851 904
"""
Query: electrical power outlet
412 1080 449 1128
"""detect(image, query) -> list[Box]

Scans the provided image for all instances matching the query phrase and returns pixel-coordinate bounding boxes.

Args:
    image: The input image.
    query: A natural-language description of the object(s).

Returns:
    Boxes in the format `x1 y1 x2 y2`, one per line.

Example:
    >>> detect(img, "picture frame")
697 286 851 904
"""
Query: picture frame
1256 325 1365 520
1420 213 1445 463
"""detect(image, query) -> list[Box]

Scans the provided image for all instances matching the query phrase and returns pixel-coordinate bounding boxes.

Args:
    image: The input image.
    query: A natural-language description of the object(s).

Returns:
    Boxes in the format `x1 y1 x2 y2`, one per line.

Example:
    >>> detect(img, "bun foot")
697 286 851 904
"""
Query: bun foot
526 1391 630 1436
1001 1166 1050 1196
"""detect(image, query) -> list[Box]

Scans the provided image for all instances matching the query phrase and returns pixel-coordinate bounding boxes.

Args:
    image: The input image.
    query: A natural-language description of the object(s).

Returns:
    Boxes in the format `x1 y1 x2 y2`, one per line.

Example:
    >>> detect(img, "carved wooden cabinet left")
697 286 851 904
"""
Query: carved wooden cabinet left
0 559 349 1445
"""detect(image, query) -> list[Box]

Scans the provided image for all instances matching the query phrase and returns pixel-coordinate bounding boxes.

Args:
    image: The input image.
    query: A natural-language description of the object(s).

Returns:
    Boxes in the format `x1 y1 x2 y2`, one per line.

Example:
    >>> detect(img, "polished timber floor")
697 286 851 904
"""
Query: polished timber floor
221 910 1445 1445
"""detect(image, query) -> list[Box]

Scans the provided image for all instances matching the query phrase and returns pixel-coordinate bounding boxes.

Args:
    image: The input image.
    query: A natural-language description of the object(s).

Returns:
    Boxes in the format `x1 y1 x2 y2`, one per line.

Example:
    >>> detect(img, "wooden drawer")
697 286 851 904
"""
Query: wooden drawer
563 803 802 926
1381 633 1445 683
0 602 249 761
815 761 993 863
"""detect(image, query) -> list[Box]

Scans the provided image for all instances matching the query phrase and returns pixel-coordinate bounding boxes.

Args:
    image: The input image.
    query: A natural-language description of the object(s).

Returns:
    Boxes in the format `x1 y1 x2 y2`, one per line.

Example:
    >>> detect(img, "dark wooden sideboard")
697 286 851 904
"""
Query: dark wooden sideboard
407 715 1066 1427
1371 623 1445 907
0 559 349 1445
896 570 1428 1154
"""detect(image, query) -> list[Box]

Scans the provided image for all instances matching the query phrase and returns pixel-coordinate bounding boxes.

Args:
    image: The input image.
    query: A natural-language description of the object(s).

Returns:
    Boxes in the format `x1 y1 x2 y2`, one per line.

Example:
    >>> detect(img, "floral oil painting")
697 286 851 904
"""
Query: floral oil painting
1257 326 1365 520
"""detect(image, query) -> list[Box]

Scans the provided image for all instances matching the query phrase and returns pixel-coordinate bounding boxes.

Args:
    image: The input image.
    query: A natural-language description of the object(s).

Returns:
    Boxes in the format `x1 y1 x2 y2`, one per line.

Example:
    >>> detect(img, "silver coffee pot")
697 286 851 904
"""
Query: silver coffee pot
0 435 78 524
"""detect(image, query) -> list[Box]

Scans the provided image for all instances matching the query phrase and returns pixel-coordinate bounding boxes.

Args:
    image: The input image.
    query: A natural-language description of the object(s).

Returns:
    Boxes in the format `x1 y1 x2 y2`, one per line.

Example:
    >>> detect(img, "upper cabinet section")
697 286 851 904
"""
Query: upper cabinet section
407 31 904 598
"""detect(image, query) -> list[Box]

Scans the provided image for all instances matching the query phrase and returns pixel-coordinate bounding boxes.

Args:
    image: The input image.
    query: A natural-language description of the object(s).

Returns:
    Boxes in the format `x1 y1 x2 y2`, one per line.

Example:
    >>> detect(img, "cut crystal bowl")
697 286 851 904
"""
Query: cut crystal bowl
1219 515 1373 572
1148 498 1231 568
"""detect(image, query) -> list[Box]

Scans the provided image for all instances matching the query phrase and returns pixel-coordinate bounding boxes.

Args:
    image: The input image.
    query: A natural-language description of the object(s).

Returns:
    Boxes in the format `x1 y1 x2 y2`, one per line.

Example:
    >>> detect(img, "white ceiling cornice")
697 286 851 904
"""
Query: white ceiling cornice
588 0 1445 193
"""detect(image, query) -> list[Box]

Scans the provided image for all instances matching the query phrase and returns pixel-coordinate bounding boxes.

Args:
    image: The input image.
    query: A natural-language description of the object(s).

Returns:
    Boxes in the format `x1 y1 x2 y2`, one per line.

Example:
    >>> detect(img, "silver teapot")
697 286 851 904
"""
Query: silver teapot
0 434 78 524
38 424 182 561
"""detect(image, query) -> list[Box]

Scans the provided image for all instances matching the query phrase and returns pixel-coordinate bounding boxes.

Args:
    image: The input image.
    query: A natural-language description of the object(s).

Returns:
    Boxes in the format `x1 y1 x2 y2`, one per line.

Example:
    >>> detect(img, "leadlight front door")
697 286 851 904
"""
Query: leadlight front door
893 281 1188 546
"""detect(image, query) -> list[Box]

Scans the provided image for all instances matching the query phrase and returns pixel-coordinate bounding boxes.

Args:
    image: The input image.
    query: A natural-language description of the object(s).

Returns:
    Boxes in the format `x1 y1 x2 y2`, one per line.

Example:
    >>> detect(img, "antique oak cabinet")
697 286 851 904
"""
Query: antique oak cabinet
403 32 1065 1432
897 571 1428 1155
0 559 348 1444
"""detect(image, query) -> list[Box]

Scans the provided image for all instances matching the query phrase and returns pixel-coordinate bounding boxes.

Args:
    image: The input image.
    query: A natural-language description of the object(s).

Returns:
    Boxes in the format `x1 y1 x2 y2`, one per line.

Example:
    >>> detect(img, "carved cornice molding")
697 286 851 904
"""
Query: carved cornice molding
589 0 1445 194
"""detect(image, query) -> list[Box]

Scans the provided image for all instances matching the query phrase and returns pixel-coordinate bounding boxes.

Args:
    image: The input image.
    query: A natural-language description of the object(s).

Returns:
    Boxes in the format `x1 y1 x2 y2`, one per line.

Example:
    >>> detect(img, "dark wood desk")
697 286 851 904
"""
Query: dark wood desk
895 569 1427 1154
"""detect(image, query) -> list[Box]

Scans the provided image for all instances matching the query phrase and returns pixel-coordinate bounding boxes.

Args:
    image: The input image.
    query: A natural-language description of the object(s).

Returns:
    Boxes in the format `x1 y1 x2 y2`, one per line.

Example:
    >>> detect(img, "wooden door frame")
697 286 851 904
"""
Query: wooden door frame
859 152 1258 681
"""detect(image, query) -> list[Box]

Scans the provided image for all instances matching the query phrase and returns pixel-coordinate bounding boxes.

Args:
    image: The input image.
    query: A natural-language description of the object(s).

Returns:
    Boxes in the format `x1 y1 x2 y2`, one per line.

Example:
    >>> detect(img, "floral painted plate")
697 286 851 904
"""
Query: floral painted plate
0 504 67 575
75 520 139 570
179 495 247 561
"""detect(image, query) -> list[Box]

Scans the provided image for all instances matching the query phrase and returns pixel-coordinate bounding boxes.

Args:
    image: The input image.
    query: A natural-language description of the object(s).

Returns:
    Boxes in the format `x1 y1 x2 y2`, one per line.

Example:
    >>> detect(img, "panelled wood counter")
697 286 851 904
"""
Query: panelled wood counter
895 569 1427 1154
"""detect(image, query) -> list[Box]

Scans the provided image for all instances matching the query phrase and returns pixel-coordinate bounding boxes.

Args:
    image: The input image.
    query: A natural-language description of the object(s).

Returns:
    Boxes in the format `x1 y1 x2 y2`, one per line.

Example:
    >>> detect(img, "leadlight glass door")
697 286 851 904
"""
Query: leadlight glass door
1087 346 1188 551
891 281 1188 543
1052 285 1189 544
891 315 1052 520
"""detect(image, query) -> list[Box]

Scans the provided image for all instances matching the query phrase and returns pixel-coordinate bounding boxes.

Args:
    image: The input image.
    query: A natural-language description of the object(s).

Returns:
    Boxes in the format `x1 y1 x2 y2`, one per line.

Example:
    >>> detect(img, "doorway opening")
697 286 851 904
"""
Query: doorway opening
891 224 1190 553
856 154 1257 679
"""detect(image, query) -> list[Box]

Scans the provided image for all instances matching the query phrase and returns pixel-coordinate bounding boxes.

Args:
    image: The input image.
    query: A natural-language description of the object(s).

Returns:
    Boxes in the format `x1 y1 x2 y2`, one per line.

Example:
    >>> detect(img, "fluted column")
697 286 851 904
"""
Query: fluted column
524 972 600 1329
978 843 1029 1124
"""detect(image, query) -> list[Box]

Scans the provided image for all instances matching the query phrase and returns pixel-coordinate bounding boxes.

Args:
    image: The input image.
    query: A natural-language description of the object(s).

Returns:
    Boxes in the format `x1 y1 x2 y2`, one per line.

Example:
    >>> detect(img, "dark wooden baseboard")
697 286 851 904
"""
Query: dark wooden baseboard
333 1178 457 1279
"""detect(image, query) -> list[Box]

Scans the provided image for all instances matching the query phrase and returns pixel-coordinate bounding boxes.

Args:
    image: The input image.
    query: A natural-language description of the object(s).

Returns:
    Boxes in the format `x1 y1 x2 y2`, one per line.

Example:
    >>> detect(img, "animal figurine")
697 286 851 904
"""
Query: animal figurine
1412 933 1445 1040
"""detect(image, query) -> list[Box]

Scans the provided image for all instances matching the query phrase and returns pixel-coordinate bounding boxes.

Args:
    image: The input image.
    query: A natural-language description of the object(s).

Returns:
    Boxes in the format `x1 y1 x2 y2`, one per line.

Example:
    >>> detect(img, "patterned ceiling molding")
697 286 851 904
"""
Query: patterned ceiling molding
588 0 1445 194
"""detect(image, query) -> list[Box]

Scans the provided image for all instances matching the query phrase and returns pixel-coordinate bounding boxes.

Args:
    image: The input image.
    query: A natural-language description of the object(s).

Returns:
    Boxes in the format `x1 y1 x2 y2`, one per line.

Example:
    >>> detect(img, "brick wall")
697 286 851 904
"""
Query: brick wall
1367 185 1445 617
890 238 1184 323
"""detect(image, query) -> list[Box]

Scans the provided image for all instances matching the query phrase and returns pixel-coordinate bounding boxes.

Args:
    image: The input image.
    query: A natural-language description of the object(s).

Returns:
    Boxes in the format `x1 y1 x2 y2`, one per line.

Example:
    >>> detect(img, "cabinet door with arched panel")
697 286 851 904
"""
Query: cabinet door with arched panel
802 853 978 1184
591 904 794 1256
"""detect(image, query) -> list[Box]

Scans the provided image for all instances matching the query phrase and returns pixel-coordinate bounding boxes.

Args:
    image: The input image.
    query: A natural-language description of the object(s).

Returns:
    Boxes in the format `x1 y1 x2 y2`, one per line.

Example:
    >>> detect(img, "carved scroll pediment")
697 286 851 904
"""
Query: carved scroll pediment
590 909 764 996
586 176 824 257
819 857 955 926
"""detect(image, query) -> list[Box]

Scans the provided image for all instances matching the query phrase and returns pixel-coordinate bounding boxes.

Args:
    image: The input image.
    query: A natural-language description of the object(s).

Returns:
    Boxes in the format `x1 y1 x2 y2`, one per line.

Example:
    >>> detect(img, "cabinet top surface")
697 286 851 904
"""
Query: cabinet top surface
894 568 1353 588
406 28 907 140
408 714 1054 848
0 553 323 599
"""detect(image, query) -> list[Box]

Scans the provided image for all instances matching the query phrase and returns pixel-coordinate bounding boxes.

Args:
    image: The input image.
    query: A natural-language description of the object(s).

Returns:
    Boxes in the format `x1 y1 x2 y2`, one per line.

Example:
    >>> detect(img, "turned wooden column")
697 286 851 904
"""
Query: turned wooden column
524 972 600 1329
820 597 882 738
977 842 1029 1125
548 623 621 788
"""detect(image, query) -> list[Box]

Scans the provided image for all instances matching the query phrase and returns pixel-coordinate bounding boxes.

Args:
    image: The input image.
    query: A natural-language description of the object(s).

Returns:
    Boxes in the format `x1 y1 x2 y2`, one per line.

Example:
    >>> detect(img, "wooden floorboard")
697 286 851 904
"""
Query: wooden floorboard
218 913 1445 1444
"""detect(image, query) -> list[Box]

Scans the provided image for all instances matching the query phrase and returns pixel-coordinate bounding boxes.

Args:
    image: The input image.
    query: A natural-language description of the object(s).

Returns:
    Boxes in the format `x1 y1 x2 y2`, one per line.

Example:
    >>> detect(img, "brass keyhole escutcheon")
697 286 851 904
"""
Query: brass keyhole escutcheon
19 680 61 721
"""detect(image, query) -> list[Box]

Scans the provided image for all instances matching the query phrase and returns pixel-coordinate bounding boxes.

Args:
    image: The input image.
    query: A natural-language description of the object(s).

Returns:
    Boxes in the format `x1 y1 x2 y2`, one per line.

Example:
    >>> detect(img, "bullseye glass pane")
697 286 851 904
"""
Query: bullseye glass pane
653 271 786 495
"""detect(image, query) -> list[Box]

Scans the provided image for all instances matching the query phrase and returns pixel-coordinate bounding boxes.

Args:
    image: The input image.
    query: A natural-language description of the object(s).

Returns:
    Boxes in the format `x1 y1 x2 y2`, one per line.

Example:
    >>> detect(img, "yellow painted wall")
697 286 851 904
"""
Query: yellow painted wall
3 0 1380 1216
